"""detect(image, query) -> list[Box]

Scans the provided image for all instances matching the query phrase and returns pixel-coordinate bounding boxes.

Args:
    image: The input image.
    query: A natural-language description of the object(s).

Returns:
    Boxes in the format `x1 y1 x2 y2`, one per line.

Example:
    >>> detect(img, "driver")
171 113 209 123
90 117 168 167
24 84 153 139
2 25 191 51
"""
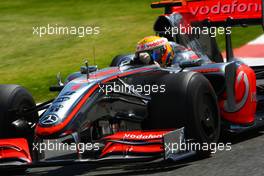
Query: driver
134 36 199 67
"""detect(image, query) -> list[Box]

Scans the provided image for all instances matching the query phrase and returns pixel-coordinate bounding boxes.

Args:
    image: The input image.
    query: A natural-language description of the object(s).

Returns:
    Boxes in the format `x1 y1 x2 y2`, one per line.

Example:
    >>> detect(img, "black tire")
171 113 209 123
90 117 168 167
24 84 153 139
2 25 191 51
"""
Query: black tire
110 54 134 67
0 85 37 137
0 85 42 164
147 72 220 156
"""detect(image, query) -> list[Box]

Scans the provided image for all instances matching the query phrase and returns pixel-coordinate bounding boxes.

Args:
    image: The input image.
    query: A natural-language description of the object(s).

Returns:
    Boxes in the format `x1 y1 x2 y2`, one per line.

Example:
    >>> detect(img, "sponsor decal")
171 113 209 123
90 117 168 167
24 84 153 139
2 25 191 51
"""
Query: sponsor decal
40 114 59 125
190 0 261 15
137 38 167 51
123 133 163 140
224 70 250 112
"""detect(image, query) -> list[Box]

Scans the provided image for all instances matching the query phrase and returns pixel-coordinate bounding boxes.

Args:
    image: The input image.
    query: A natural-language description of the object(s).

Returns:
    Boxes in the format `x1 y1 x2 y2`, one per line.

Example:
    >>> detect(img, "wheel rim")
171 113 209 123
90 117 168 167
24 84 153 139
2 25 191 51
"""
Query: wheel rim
200 97 218 141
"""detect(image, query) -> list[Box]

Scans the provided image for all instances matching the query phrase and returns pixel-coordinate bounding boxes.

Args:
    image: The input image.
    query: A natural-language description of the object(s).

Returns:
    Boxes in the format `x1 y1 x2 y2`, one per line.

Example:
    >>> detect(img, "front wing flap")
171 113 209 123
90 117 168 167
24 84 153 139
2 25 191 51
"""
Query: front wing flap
0 128 194 169
0 138 32 167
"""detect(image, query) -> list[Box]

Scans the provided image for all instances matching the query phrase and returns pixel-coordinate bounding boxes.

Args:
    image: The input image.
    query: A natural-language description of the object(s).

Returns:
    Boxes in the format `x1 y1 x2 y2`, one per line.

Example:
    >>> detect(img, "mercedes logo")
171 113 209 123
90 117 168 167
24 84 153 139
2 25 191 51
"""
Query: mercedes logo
40 114 59 125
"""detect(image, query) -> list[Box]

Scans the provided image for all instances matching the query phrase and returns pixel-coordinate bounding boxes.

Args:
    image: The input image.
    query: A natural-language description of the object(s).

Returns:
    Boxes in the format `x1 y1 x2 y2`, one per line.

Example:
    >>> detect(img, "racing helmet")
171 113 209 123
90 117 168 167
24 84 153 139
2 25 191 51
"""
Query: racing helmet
136 36 173 66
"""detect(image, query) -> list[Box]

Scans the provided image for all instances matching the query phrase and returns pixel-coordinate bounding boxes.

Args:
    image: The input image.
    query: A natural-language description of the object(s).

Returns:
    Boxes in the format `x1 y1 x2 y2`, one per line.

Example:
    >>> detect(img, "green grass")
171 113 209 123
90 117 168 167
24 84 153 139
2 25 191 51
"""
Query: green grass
0 0 263 101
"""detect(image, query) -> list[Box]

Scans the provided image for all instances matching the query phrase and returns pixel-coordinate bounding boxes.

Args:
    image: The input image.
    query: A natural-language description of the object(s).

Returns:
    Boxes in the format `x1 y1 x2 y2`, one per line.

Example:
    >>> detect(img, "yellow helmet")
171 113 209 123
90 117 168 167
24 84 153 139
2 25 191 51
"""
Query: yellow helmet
136 36 173 66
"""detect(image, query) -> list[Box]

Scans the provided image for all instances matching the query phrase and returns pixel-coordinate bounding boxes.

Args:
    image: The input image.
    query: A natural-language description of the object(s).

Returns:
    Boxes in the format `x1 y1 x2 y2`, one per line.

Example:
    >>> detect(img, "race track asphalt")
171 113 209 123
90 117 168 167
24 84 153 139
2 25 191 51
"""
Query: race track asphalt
6 126 263 176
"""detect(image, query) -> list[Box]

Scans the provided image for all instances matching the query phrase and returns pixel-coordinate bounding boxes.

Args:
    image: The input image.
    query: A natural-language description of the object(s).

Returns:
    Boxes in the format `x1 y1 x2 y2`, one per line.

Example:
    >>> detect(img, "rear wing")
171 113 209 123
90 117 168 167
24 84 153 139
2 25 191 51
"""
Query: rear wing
151 0 264 29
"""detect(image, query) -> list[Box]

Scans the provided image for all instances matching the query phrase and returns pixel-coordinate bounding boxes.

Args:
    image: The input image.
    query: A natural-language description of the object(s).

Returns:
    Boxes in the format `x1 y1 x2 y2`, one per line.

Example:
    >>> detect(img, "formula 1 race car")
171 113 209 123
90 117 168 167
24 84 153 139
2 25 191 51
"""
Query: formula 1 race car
0 0 264 172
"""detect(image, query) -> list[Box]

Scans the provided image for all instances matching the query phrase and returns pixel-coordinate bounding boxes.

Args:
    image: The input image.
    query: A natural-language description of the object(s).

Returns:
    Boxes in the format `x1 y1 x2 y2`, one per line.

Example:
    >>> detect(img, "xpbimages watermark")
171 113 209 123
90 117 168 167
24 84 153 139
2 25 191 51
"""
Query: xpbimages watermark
33 140 100 154
32 24 100 37
165 141 232 154
164 24 231 38
98 82 166 96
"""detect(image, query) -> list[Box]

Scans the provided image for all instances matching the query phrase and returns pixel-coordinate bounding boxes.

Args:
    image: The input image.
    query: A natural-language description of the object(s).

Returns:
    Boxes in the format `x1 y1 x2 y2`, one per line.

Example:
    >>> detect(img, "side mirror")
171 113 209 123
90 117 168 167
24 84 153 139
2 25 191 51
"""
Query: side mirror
50 72 64 92
179 59 202 69
80 65 98 74
50 85 64 92
56 72 64 86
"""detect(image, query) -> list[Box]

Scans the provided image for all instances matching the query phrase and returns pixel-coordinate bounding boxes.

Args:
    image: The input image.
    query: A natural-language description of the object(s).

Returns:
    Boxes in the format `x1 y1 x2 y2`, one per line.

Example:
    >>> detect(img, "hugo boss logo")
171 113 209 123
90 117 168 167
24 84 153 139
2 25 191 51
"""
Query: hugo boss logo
54 96 70 103
63 91 76 96
49 105 63 112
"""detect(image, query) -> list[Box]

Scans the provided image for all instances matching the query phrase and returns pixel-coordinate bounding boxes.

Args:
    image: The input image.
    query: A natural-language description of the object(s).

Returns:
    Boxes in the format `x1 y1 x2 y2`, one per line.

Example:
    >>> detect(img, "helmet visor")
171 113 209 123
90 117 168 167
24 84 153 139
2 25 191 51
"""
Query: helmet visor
136 46 165 64
148 46 165 62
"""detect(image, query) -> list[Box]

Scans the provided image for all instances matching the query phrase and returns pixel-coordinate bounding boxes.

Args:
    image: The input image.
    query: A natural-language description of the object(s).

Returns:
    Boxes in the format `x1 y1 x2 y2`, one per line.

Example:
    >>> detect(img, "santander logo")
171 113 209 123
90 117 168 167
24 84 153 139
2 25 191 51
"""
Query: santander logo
123 133 163 140
189 0 261 15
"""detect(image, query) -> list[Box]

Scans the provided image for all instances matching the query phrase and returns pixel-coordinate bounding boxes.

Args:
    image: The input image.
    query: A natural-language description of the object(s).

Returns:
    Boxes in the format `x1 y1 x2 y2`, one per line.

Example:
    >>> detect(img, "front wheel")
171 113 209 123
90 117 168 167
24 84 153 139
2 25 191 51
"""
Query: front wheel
147 72 220 156
0 85 43 163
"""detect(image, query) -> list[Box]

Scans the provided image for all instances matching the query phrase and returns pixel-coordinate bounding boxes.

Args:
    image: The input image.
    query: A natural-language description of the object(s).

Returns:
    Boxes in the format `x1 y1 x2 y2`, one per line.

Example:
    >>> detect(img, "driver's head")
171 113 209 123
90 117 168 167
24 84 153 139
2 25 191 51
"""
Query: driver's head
136 36 173 66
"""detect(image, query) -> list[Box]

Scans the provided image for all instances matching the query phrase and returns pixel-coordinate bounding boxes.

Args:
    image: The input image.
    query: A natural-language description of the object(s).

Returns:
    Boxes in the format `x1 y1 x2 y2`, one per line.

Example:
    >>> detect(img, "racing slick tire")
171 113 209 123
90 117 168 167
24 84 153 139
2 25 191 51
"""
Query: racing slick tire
0 85 42 162
110 54 133 67
147 72 220 157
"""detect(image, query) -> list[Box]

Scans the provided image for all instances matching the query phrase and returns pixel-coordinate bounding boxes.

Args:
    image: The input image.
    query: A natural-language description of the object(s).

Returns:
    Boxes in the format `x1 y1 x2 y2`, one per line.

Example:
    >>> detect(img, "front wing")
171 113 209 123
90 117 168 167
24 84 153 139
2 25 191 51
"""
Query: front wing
0 128 194 169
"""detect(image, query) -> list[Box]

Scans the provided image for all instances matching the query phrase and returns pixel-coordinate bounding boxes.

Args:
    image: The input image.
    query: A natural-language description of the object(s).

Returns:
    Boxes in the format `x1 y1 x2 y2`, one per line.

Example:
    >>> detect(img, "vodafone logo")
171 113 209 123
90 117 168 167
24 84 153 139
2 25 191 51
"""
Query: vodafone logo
123 134 163 140
224 70 250 113
190 0 261 15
